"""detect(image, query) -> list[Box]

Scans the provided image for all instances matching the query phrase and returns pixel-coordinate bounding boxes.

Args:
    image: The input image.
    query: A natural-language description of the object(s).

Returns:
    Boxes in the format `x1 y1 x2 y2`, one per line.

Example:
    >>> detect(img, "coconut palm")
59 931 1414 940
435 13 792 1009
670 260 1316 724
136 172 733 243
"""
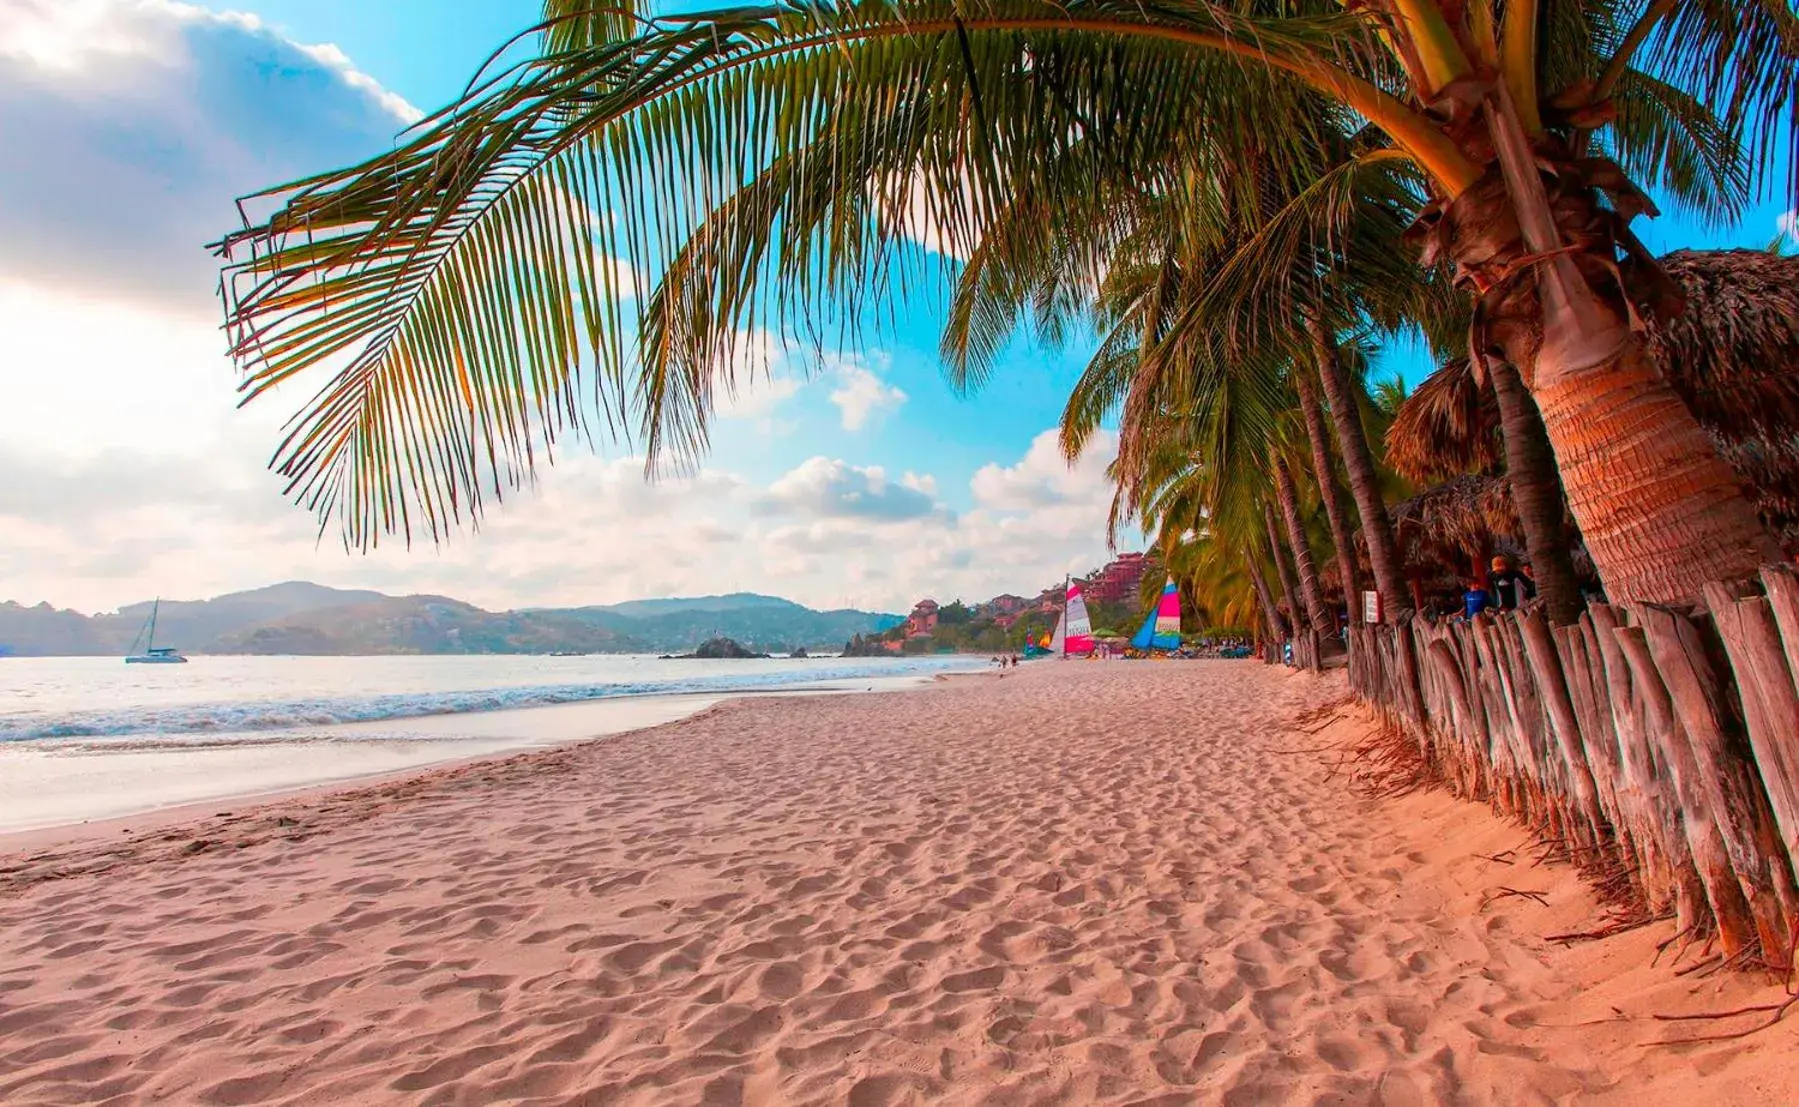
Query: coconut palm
217 0 1794 603
1122 427 1290 647
1388 248 1799 617
932 125 1447 626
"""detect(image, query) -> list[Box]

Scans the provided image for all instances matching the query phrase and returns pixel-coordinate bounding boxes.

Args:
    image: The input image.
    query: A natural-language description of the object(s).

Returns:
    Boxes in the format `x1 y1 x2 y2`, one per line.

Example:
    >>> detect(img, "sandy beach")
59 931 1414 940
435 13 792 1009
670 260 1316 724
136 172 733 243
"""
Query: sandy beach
2 661 1795 1105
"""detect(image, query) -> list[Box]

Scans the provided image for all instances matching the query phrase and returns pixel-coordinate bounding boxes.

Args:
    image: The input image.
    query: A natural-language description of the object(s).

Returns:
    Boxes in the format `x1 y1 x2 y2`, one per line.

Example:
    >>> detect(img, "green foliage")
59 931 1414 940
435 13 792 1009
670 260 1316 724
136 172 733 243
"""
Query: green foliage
936 600 973 626
213 0 1796 557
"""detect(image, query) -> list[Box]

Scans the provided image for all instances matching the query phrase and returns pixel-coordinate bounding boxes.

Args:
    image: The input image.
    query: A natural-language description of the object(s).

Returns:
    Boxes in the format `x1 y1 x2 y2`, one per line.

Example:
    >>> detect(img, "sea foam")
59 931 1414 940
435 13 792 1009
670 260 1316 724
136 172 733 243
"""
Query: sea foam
0 660 967 744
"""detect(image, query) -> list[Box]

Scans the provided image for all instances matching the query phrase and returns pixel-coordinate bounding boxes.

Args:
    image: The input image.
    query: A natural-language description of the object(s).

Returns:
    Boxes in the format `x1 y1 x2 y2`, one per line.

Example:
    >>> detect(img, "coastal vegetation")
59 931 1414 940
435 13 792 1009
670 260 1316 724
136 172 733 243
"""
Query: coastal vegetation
213 1 1799 958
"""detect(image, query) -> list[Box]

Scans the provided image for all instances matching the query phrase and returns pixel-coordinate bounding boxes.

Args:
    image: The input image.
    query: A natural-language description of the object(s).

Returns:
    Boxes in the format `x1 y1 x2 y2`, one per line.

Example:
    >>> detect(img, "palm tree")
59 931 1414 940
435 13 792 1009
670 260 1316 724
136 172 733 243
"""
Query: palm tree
1291 367 1361 606
1274 457 1336 636
944 141 1436 625
1388 248 1799 620
216 0 1794 603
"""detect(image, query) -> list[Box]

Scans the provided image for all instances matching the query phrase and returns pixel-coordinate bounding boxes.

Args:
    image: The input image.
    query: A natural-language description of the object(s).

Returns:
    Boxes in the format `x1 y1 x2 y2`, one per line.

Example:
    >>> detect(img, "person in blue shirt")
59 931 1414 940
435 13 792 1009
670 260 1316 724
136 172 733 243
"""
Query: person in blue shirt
1461 579 1490 621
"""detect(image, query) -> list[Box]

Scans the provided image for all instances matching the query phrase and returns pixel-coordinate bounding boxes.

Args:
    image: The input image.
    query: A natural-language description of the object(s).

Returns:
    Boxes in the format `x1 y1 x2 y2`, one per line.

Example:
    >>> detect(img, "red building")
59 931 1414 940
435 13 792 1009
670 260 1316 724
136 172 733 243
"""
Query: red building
904 599 940 638
1084 553 1152 605
980 594 1029 617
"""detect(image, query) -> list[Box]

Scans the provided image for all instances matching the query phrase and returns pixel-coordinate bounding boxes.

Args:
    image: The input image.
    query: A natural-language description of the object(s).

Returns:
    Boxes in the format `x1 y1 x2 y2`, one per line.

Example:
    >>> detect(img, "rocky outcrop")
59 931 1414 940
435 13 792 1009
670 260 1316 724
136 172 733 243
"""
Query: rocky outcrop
672 637 770 660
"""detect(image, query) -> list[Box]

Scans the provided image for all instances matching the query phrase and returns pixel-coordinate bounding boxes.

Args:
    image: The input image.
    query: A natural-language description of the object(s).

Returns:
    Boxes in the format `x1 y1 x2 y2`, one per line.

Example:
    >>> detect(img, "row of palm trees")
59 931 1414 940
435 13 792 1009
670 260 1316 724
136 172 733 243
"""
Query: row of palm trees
215 0 1798 638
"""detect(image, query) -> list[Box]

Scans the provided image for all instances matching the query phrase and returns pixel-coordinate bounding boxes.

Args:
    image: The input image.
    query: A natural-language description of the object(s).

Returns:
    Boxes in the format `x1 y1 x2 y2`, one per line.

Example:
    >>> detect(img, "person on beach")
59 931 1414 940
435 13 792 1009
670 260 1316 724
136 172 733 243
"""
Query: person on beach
1489 556 1536 610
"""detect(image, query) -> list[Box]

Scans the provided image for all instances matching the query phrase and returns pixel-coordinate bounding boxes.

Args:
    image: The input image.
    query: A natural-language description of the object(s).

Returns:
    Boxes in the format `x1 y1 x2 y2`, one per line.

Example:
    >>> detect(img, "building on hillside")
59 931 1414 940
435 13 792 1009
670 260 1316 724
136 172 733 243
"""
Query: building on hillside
904 599 940 638
1084 552 1152 605
982 594 1029 617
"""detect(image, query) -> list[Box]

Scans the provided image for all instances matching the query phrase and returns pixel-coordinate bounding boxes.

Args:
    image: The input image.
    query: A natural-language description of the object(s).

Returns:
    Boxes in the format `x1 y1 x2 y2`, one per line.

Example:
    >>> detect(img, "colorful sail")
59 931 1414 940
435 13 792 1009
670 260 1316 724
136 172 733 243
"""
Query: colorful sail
1130 580 1183 651
1062 583 1095 656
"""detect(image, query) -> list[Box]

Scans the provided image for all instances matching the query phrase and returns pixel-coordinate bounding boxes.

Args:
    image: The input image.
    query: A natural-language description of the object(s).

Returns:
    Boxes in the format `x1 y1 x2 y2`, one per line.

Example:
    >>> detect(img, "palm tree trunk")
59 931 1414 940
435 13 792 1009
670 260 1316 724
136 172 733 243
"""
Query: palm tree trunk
1490 359 1585 626
1530 331 1775 605
1445 99 1781 605
1264 503 1306 629
1276 458 1335 637
1308 318 1412 620
1244 553 1287 646
1293 367 1361 605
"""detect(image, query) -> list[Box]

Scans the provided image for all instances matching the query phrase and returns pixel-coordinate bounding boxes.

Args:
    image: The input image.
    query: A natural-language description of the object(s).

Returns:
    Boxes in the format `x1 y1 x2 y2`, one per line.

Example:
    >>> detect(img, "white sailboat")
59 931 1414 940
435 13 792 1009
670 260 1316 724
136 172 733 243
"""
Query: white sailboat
124 598 188 664
1036 578 1095 659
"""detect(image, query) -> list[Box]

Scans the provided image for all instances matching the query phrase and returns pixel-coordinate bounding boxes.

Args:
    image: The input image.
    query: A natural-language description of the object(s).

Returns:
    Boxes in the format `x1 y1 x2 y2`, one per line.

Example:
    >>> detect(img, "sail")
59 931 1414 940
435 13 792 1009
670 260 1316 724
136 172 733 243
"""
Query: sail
1048 610 1065 655
1130 580 1183 650
1062 583 1095 656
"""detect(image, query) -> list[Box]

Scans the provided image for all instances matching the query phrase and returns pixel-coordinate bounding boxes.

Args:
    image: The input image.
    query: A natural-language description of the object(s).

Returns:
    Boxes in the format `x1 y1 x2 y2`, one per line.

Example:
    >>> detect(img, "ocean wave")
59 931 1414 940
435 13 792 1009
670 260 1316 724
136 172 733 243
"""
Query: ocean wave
0 661 968 744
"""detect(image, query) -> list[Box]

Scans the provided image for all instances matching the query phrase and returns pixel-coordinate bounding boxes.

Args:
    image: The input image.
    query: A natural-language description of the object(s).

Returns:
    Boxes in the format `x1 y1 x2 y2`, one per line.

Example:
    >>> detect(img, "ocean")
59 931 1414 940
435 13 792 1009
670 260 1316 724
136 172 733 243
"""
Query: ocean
0 653 982 834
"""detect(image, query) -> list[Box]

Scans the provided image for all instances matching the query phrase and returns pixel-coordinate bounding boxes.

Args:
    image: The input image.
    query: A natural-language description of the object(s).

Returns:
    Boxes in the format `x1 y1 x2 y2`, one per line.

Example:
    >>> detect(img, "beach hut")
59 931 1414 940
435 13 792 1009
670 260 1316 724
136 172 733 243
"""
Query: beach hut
1386 249 1799 554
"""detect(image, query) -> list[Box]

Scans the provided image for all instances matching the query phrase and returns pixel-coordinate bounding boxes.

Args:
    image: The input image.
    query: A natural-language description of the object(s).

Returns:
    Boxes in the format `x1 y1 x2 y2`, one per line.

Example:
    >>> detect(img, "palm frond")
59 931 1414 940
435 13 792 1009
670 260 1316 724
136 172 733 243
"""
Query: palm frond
219 0 1385 545
1639 0 1799 203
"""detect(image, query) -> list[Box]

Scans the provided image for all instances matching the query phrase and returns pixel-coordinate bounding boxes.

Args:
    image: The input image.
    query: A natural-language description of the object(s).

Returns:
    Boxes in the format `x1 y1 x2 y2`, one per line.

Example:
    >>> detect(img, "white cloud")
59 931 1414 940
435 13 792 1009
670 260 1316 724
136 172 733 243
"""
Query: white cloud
0 4 1137 619
0 0 416 313
1780 210 1798 243
713 330 801 421
900 472 938 496
828 358 907 430
971 427 1116 512
762 458 941 521
0 428 1131 616
291 39 423 124
1 2 418 121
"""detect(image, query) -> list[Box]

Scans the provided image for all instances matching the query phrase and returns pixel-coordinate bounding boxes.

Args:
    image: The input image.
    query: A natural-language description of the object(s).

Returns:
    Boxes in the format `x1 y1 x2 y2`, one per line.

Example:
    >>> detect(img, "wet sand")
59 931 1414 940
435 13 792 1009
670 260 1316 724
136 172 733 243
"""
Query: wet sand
1 661 1794 1104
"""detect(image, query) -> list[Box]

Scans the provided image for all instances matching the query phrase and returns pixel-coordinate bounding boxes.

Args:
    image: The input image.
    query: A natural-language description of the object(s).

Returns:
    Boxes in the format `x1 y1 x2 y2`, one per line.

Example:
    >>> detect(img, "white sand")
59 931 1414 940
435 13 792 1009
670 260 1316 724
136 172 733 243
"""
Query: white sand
0 661 1794 1104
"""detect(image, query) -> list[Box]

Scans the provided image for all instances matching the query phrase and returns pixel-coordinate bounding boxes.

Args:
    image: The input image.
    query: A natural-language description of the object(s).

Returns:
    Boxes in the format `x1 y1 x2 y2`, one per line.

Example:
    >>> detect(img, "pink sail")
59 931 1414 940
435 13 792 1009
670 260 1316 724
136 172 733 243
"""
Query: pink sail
1131 579 1182 650
1062 583 1095 656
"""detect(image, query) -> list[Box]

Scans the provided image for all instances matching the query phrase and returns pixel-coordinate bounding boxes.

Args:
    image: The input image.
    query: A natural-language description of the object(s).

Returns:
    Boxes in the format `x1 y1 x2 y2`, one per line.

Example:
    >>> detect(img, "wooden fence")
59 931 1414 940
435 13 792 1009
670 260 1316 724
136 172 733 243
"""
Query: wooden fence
1344 565 1799 965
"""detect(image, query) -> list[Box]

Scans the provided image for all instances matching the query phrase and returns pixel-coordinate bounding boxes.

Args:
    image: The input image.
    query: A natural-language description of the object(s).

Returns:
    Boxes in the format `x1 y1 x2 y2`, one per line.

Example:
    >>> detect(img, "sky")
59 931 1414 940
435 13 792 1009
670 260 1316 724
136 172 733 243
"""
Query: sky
1 1 1792 617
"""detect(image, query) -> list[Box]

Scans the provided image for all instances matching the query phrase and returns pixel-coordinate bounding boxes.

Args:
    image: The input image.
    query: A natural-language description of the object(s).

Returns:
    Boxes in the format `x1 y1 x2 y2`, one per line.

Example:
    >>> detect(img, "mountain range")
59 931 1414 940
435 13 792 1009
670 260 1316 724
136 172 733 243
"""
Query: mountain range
0 583 904 657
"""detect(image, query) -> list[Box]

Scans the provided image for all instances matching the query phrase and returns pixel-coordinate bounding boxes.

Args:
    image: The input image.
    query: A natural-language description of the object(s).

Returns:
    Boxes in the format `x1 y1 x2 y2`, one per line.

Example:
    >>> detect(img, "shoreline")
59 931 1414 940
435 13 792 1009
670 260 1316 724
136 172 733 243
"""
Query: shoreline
0 671 958 840
2 662 1793 1104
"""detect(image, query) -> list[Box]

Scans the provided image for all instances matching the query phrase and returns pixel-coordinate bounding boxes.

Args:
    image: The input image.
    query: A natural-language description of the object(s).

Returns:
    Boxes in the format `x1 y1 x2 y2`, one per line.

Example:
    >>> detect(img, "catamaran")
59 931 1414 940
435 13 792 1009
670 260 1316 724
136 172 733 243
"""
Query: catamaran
124 598 188 664
1129 580 1184 653
1043 580 1096 658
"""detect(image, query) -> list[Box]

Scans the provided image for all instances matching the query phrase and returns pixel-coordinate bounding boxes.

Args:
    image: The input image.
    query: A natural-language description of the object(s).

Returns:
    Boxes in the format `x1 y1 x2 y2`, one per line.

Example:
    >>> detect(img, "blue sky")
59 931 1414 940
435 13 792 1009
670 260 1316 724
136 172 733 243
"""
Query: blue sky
0 0 1124 615
221 1 1104 494
0 1 1790 615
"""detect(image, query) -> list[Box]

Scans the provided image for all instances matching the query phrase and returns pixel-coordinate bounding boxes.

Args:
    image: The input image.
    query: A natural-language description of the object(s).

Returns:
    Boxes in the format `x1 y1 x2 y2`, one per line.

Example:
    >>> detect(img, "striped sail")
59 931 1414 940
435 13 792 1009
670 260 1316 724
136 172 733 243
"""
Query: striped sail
1062 583 1095 656
1131 580 1183 650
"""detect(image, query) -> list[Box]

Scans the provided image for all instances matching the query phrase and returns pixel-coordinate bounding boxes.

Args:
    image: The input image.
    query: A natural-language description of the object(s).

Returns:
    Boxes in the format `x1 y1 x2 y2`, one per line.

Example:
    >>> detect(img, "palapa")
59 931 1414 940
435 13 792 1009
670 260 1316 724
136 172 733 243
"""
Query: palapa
1386 249 1799 549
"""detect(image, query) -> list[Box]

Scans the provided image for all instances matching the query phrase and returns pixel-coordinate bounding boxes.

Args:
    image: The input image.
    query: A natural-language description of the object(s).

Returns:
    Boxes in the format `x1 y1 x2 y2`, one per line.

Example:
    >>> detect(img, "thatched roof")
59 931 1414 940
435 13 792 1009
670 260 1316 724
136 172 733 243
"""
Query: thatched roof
1391 474 1521 565
1650 250 1799 433
1389 473 1598 583
1385 249 1799 548
1383 358 1499 484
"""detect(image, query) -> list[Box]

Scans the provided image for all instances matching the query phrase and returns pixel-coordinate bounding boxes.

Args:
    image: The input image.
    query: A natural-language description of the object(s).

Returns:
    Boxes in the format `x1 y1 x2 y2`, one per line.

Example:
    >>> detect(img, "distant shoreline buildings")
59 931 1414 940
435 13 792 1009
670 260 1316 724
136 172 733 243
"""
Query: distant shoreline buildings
897 553 1156 645
1082 552 1150 606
